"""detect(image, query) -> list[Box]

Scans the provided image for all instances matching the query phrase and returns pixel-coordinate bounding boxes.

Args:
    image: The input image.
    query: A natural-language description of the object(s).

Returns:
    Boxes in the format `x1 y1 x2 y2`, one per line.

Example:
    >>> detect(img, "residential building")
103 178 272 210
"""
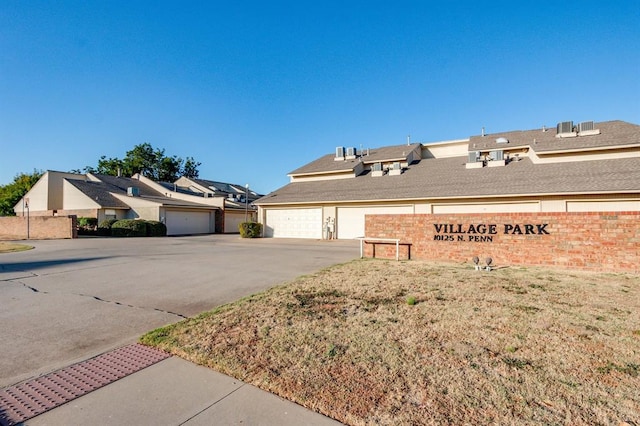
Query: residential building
255 120 640 239
13 172 260 236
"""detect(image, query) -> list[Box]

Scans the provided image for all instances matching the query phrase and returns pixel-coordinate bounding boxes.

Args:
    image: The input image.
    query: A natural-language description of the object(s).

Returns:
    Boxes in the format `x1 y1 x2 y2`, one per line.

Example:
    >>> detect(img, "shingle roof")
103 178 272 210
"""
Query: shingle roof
156 181 205 197
92 175 164 197
256 155 640 205
289 144 422 176
191 178 262 200
65 180 130 208
76 175 218 209
469 120 640 153
257 120 640 206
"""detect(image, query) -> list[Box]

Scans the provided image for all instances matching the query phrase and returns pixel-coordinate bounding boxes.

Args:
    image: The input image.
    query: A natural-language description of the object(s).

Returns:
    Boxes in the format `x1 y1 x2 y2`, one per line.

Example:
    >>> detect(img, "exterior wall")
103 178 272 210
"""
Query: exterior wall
224 210 245 233
56 209 99 218
290 171 358 183
432 201 540 214
131 206 162 220
364 212 640 272
421 139 469 159
566 200 640 212
137 175 224 207
62 180 101 210
97 209 128 223
529 146 640 164
14 174 50 214
47 172 84 208
0 216 77 240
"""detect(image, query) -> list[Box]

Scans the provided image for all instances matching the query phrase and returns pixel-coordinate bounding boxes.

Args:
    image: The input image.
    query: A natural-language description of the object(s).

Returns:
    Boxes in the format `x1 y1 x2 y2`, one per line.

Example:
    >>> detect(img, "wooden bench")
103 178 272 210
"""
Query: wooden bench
356 237 411 261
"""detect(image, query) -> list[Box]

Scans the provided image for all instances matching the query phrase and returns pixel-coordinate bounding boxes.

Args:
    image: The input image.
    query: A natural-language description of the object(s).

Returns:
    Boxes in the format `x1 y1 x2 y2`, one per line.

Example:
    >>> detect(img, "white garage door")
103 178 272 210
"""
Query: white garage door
265 208 322 238
165 210 212 236
336 206 413 239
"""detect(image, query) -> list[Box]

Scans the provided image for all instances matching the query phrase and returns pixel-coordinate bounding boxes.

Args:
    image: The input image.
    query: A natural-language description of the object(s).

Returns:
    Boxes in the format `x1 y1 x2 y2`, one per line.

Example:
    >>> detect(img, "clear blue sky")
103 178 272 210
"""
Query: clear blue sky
1 1 639 193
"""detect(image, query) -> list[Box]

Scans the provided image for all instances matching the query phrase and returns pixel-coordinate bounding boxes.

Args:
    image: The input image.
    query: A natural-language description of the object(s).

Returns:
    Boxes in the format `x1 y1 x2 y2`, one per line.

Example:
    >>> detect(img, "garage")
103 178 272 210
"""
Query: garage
264 208 322 238
336 206 413 239
165 209 213 236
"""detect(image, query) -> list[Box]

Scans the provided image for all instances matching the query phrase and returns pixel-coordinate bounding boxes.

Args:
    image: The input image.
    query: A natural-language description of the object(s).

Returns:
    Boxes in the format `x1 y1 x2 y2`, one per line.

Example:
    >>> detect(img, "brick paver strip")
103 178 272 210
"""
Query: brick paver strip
0 343 171 426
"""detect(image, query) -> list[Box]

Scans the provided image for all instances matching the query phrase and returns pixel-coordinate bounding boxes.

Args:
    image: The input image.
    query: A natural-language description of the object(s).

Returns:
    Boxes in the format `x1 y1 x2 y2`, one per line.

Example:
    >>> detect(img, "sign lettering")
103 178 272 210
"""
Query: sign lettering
433 223 550 242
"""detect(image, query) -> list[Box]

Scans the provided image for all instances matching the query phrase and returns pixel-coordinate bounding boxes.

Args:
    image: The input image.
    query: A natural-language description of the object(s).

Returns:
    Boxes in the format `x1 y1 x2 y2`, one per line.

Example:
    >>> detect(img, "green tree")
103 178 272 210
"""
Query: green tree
182 157 201 178
0 170 43 216
83 143 201 181
96 156 125 176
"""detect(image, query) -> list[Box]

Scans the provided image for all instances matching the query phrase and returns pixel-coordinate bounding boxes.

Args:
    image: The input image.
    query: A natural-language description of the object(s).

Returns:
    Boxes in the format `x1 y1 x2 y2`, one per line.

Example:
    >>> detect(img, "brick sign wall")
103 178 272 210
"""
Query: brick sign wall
364 212 640 272
0 216 77 240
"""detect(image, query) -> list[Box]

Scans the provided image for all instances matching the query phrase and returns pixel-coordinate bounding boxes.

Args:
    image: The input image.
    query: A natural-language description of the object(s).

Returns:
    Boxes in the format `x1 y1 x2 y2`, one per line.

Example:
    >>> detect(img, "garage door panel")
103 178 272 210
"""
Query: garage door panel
265 208 322 239
165 210 212 235
337 206 413 239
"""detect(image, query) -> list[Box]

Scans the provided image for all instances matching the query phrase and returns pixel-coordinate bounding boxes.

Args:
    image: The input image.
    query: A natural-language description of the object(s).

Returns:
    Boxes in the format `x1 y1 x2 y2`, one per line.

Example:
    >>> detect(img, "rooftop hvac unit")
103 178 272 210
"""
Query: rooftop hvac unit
468 151 481 163
489 150 504 161
392 162 401 170
346 147 356 157
127 186 140 197
578 121 595 132
557 121 574 134
335 146 345 158
372 162 382 172
496 137 509 144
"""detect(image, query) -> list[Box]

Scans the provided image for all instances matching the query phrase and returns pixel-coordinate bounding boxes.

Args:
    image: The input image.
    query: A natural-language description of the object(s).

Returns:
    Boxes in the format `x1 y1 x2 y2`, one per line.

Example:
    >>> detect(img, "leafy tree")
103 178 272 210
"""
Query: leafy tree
83 143 201 181
96 156 125 176
0 170 43 216
122 143 158 178
182 157 201 178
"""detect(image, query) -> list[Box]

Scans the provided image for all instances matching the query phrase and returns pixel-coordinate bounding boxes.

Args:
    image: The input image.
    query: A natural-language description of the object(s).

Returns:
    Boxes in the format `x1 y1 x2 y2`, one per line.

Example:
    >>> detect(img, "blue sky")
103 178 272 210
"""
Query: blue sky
1 1 639 193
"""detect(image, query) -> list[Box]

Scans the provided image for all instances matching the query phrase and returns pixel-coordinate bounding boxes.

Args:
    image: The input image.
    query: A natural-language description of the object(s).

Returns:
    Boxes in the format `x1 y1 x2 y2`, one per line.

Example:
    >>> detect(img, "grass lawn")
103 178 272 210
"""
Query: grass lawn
141 259 640 425
0 242 33 253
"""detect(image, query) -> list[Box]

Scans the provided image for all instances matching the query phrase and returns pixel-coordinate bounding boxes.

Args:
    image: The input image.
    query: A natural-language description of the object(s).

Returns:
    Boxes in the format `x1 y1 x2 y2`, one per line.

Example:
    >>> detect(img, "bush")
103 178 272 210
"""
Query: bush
111 219 148 237
239 222 262 238
78 217 98 229
97 218 119 236
145 220 167 237
77 217 98 235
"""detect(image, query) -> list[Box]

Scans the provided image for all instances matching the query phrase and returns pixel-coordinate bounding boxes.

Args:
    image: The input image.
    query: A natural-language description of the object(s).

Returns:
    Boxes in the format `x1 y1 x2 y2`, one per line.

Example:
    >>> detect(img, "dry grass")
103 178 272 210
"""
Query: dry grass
141 260 640 425
0 242 33 253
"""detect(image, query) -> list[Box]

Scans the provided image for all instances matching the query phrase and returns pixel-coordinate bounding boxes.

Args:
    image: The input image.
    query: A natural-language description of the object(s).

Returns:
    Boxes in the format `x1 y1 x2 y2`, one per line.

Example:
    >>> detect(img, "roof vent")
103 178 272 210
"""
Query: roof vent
371 162 383 177
389 162 403 176
468 151 481 163
487 150 506 167
496 137 509 144
577 121 600 136
489 150 504 161
578 121 594 132
556 121 577 138
466 151 483 169
557 121 573 133
127 186 140 197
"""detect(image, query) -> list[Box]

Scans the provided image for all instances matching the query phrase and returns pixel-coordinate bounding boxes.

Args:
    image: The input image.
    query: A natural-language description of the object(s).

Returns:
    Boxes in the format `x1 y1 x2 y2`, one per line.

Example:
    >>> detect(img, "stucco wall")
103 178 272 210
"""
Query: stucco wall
0 216 77 240
364 212 640 272
224 210 245 233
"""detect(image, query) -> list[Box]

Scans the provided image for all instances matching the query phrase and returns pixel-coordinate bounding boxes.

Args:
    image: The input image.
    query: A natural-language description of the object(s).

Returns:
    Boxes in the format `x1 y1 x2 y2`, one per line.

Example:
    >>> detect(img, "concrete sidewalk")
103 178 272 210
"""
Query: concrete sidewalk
26 356 342 426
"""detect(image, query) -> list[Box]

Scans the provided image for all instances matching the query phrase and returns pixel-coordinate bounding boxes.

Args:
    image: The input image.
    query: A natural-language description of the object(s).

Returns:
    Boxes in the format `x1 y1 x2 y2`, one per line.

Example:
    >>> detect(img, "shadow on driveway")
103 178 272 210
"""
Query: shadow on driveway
0 257 109 273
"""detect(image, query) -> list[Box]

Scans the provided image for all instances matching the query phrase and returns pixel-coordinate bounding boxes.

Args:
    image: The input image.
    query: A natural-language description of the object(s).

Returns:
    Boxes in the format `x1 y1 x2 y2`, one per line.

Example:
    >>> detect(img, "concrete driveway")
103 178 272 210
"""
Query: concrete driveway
0 235 359 388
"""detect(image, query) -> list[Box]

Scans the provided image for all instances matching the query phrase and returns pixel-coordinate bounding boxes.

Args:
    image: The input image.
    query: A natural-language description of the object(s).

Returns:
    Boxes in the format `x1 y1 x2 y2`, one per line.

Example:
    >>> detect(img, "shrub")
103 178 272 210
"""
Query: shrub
97 218 119 236
77 217 98 235
239 222 262 238
111 219 147 237
77 217 98 229
145 220 167 237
